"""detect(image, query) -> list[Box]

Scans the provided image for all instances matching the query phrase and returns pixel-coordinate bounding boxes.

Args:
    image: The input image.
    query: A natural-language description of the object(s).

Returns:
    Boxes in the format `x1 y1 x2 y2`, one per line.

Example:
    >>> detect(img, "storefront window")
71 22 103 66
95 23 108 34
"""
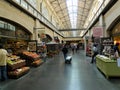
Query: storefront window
42 3 51 22
8 24 15 31
21 0 28 9
27 0 37 8
4 23 8 29
104 0 110 6
15 0 21 4
28 6 34 14
0 20 16 31
34 10 37 17
52 18 56 27
0 21 4 28
38 14 42 20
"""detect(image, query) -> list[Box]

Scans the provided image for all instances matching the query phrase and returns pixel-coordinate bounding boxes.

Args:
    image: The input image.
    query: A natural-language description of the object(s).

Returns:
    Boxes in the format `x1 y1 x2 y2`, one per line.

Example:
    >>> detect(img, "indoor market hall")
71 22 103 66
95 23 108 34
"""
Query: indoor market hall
0 50 120 90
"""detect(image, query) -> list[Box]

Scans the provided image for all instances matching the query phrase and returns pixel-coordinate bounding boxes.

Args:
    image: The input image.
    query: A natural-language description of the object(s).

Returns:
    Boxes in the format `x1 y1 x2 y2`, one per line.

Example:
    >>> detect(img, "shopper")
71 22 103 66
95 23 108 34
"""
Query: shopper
0 44 8 81
113 43 120 58
91 44 98 63
71 44 75 54
62 44 68 62
113 43 120 53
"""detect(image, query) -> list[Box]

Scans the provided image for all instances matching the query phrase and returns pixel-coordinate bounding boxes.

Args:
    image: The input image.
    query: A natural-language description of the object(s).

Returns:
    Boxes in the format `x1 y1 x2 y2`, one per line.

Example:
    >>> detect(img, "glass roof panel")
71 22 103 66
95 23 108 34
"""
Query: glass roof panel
66 0 78 29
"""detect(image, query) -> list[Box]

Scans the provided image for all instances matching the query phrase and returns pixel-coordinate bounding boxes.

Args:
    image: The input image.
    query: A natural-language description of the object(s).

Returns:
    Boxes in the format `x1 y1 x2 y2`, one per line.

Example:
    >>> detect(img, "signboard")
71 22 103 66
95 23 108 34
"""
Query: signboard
28 40 37 52
93 27 103 37
38 29 46 39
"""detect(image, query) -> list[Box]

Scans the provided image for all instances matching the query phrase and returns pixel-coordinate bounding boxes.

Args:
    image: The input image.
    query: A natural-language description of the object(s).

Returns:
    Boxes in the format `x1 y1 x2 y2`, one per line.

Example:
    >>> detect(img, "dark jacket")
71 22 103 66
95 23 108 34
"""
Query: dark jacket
113 45 120 53
62 47 68 54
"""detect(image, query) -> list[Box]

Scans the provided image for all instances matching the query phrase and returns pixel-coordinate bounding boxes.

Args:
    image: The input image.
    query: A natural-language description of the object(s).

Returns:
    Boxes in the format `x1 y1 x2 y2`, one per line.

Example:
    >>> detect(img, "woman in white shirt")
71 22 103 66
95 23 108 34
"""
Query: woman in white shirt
0 44 8 81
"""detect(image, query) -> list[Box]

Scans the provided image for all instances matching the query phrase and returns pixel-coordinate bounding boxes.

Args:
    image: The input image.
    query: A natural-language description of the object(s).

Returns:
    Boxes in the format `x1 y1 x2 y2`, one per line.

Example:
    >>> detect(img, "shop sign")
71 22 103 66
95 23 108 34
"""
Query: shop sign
38 29 46 39
93 27 103 37
28 40 37 52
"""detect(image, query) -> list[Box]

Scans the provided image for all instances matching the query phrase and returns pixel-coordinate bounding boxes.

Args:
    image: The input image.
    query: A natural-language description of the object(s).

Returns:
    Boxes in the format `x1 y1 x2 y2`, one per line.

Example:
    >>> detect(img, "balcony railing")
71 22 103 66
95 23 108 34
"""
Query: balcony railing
7 0 63 36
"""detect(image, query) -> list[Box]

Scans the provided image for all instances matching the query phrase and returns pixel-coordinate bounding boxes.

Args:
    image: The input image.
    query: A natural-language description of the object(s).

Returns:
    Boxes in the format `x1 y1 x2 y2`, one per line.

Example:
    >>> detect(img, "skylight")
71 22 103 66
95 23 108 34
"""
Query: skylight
66 0 78 29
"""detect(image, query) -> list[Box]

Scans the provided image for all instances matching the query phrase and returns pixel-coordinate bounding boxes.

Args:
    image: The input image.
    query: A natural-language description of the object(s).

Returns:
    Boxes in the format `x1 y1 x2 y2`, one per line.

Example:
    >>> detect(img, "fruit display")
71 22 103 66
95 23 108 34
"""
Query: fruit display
18 51 42 66
7 55 26 70
7 55 30 79
22 51 40 59
31 59 43 67
8 67 30 79
96 55 114 62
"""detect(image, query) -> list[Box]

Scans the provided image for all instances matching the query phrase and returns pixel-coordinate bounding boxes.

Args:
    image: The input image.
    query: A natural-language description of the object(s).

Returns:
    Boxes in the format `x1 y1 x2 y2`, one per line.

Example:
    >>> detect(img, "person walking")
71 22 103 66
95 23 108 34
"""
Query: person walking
113 43 120 53
62 44 68 62
0 44 8 81
113 43 120 58
91 44 98 63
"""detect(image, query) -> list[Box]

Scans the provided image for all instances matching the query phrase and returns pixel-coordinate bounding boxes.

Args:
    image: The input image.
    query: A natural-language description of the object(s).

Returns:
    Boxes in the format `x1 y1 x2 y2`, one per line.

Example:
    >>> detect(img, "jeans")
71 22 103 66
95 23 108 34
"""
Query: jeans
0 66 8 81
91 52 98 63
63 53 67 61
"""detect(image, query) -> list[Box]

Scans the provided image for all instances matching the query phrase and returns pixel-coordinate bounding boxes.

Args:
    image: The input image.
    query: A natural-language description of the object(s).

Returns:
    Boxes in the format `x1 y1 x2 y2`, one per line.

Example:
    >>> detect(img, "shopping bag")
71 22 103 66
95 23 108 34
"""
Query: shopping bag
117 57 120 67
114 51 119 58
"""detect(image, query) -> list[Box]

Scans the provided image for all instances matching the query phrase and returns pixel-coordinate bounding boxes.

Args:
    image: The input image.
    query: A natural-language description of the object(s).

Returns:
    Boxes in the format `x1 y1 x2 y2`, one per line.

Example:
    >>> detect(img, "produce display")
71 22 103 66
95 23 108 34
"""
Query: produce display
96 55 115 62
96 55 120 78
7 55 30 79
22 51 40 59
31 59 43 67
8 67 30 79
19 51 43 66
7 55 26 70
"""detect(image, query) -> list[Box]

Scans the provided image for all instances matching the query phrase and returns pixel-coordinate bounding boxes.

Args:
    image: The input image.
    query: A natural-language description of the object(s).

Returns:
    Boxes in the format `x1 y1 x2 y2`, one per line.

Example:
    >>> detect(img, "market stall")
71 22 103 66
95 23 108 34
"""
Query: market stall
46 42 61 57
96 55 120 79
18 51 43 67
7 55 30 79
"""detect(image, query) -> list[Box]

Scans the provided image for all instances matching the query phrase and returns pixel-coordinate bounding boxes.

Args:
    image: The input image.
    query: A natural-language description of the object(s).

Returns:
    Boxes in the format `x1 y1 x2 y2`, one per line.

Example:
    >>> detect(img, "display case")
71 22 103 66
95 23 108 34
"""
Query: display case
18 51 43 67
7 55 30 79
101 37 114 57
96 55 120 78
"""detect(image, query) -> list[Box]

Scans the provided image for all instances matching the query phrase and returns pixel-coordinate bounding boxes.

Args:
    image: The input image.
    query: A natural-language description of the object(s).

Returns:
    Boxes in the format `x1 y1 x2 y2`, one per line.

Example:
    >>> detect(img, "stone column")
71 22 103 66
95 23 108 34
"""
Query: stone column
99 15 106 37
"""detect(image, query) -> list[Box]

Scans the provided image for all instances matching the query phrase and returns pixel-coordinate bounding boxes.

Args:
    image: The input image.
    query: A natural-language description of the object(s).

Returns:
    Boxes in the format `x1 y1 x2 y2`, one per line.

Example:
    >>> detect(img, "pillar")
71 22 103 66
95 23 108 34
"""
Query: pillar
33 19 40 42
99 15 106 37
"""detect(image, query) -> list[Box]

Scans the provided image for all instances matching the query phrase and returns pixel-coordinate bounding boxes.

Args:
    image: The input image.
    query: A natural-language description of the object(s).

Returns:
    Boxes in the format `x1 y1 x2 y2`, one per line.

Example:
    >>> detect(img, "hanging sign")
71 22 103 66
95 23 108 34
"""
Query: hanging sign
93 27 103 37
38 29 46 39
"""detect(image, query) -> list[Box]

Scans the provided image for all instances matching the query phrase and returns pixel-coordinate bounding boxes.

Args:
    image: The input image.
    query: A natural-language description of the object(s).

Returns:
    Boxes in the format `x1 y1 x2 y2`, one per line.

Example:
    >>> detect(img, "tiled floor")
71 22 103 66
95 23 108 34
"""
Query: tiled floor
0 50 120 90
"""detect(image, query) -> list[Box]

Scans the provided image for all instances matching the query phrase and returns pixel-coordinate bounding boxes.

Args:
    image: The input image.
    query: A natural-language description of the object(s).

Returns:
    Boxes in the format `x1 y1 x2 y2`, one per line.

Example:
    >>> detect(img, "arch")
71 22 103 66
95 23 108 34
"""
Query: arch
0 17 32 35
46 34 52 42
107 15 120 31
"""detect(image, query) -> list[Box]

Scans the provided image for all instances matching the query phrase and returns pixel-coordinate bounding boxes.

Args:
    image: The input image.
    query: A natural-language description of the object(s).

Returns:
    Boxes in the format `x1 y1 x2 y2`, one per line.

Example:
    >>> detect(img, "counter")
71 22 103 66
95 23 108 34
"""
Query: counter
96 55 120 78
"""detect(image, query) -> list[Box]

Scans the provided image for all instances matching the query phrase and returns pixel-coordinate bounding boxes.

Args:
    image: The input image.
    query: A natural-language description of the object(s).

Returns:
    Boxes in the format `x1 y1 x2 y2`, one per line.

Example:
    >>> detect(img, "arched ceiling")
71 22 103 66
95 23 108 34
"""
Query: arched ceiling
48 0 94 37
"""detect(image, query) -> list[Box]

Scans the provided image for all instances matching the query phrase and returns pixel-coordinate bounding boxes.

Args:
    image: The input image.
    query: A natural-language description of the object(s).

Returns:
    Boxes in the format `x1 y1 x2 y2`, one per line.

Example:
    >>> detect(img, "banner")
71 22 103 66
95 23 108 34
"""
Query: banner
93 27 103 37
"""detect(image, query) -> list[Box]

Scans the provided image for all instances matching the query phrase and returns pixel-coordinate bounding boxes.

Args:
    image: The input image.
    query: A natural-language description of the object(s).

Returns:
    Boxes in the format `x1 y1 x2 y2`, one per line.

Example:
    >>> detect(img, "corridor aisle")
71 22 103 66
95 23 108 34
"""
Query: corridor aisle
1 50 120 90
